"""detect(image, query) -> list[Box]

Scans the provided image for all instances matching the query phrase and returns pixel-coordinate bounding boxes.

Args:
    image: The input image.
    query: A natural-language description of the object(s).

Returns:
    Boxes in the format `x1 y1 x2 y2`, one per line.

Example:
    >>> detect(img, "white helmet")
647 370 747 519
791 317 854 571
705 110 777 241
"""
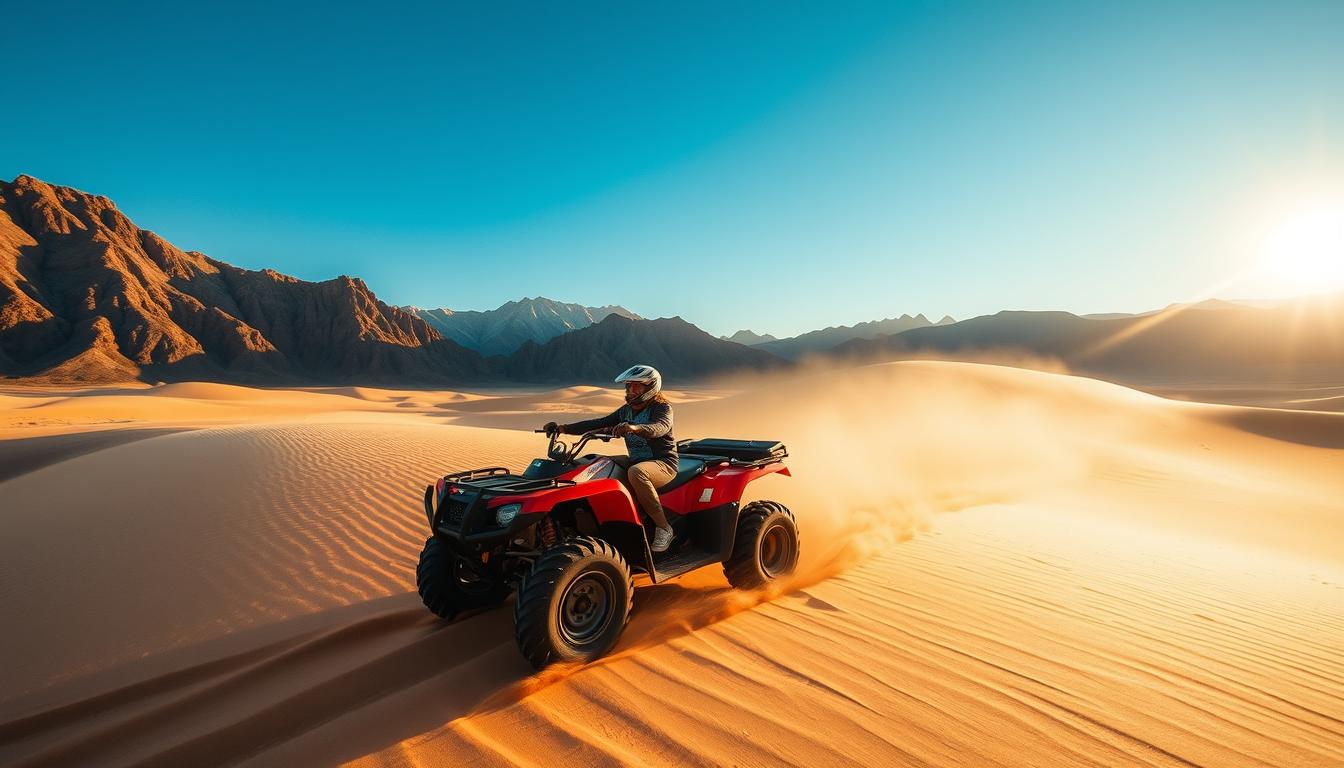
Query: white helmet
614 364 662 404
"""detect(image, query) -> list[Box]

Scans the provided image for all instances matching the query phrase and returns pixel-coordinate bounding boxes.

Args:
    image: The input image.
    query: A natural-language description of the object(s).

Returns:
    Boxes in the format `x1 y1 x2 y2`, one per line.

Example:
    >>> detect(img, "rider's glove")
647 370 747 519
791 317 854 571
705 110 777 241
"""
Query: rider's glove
542 421 560 436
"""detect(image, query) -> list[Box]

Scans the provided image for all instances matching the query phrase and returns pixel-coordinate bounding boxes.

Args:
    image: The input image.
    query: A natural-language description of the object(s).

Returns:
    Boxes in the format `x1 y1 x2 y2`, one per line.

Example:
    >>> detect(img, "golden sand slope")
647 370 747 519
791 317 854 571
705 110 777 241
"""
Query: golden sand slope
333 508 1342 768
0 422 537 702
0 363 1341 767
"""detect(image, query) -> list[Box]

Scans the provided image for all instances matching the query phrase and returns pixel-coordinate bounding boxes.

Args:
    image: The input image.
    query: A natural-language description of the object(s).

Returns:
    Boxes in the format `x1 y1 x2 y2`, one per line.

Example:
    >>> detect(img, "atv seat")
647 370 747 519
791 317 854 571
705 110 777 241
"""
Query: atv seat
657 457 708 494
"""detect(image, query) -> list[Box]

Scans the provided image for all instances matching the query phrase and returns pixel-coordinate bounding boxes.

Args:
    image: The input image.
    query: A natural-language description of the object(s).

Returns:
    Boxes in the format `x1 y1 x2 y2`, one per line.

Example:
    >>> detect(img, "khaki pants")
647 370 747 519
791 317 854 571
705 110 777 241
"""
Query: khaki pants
611 456 676 529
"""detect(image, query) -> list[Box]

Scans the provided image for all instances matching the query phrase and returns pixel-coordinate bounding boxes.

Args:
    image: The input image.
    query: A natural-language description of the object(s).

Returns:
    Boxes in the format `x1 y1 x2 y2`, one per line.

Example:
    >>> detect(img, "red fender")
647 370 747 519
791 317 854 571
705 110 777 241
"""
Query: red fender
484 459 789 525
510 478 641 524
658 461 790 514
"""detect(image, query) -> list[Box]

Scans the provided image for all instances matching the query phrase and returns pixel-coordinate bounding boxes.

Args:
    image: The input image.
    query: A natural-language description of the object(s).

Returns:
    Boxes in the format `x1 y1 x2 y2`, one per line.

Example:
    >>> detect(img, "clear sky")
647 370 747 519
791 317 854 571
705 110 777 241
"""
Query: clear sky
6 1 1343 337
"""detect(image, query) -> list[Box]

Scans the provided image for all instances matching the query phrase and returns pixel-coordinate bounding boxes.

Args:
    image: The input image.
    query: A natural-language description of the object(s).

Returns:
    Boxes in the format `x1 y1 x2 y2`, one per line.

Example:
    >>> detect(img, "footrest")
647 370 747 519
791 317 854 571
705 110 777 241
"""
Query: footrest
650 546 719 582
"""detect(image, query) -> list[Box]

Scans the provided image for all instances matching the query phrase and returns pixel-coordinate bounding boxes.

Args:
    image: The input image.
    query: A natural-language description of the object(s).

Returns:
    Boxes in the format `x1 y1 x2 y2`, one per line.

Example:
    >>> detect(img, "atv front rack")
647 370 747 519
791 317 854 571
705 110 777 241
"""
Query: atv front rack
443 467 510 483
446 469 576 495
430 469 579 542
442 467 577 494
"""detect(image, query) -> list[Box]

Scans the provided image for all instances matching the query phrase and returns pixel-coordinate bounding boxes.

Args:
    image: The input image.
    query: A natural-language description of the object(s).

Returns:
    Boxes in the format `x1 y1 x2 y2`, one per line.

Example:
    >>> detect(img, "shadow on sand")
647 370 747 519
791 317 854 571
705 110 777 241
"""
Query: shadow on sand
1215 407 1344 449
0 572 806 767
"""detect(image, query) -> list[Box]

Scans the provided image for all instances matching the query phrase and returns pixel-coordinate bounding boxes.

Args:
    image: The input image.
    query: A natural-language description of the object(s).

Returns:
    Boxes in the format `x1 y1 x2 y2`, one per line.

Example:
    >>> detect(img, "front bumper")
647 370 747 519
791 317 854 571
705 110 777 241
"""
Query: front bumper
424 485 537 551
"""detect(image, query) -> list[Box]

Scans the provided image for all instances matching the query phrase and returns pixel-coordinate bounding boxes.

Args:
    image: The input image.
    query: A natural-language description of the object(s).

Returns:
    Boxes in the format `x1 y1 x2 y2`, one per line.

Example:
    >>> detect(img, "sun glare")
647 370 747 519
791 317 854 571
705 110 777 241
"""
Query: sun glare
1262 199 1344 291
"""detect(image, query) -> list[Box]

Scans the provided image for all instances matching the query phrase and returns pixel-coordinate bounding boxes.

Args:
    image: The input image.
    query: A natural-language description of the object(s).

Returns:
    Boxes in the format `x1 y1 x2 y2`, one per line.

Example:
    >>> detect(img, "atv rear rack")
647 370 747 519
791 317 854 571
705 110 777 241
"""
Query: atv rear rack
681 453 787 469
677 438 789 469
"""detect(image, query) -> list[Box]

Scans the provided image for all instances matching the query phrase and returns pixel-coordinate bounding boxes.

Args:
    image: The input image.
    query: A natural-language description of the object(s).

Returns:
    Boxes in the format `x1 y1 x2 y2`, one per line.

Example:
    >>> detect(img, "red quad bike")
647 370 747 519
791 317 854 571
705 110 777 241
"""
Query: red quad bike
417 430 799 668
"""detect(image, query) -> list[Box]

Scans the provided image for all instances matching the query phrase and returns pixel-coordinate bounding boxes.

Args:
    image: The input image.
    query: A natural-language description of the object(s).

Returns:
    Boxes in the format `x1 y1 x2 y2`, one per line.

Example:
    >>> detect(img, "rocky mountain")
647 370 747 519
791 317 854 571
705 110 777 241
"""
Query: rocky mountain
0 175 489 384
721 329 779 346
404 298 639 356
13 174 1332 390
497 314 788 383
1 176 788 387
835 301 1344 383
755 313 954 360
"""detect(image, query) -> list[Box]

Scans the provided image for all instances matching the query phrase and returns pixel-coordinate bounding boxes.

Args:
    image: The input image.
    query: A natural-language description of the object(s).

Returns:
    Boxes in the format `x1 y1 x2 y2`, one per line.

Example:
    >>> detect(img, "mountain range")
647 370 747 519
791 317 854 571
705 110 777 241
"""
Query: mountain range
739 314 956 360
404 299 638 356
0 176 494 384
0 176 783 386
5 175 1340 389
501 314 787 383
836 300 1344 383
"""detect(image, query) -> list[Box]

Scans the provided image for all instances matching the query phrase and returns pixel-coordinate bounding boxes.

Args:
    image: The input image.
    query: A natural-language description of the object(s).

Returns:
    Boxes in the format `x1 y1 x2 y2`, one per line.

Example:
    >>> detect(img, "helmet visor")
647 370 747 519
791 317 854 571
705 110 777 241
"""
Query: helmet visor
624 382 648 402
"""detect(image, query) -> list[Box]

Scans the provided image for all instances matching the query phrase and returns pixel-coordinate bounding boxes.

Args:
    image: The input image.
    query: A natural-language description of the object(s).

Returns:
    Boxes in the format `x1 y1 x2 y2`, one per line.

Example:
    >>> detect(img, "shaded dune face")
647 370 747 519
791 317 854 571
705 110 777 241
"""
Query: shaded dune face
0 423 537 707
0 362 1341 767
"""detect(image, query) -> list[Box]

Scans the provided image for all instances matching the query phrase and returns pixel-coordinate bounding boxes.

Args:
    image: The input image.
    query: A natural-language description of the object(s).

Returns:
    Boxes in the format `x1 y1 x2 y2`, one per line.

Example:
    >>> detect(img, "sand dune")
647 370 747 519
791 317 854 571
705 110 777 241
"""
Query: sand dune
1148 382 1344 412
0 427 193 484
336 508 1343 768
0 382 718 438
0 362 1340 767
0 385 383 435
0 422 537 704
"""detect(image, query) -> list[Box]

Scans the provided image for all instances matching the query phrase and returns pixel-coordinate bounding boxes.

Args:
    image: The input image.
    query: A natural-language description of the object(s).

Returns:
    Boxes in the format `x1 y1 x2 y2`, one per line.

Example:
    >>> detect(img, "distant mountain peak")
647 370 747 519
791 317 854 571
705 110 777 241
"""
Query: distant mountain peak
501 311 786 383
755 313 948 359
722 329 779 346
403 297 641 356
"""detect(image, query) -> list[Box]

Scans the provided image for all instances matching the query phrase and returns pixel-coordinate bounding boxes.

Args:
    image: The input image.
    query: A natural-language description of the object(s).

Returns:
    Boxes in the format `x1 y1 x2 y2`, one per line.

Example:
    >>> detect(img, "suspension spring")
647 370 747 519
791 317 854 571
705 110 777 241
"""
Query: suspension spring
538 518 558 549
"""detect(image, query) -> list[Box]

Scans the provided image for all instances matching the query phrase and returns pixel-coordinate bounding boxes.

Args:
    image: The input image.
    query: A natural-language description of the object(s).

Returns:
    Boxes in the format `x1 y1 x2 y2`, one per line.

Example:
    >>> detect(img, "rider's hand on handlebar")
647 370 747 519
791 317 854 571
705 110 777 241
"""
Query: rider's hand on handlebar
610 422 632 438
542 421 561 437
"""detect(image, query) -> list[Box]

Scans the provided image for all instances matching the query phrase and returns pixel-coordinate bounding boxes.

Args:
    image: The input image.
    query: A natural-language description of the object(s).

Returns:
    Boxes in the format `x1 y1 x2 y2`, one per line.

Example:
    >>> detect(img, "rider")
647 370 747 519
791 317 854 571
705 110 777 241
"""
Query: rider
542 364 678 553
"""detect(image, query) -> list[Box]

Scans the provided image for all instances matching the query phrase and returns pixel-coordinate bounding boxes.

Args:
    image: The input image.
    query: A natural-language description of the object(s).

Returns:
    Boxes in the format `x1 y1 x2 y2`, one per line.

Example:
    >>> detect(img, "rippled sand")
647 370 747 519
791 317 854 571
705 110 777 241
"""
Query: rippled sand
1 362 1340 767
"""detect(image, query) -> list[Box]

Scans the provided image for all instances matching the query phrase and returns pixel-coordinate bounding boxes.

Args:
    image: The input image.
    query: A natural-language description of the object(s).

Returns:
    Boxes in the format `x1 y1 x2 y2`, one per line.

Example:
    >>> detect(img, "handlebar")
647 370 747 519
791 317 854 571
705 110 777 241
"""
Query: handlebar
536 428 617 464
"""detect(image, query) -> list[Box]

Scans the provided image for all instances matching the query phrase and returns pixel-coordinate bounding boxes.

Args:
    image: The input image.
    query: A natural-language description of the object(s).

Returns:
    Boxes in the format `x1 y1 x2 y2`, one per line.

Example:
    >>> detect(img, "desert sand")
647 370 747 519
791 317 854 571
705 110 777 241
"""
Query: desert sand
0 362 1341 767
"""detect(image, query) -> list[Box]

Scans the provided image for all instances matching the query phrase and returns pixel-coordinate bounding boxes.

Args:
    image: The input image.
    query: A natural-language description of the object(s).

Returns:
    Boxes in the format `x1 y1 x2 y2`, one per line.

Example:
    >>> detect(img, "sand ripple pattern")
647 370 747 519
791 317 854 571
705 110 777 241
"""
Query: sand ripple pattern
4 508 1338 767
356 508 1343 768
3 364 1343 767
0 423 536 706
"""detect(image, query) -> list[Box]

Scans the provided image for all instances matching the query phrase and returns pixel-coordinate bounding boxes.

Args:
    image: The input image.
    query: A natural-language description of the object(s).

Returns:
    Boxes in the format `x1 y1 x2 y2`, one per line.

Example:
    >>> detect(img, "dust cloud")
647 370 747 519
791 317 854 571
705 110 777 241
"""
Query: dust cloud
681 360 1111 579
471 361 1119 707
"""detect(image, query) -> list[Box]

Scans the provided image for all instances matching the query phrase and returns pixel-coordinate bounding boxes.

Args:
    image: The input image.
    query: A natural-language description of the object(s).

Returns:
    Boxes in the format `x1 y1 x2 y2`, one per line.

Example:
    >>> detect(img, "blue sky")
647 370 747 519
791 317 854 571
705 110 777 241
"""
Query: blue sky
6 1 1343 337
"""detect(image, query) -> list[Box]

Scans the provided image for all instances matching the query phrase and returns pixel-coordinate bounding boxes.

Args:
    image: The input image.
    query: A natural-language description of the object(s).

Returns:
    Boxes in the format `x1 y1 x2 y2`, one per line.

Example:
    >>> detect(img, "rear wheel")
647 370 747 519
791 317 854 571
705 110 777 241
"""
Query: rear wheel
724 501 799 589
416 536 510 620
513 536 634 669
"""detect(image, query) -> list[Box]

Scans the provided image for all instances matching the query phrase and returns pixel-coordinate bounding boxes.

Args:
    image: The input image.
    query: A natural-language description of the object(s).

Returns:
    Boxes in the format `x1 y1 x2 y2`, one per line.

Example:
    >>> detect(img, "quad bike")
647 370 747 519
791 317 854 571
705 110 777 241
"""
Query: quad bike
417 429 798 668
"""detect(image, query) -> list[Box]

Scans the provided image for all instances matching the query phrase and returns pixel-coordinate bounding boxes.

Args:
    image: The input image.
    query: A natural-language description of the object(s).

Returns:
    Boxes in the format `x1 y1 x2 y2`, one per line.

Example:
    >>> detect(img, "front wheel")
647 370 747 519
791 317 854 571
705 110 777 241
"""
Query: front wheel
513 536 634 669
724 501 799 589
416 536 511 620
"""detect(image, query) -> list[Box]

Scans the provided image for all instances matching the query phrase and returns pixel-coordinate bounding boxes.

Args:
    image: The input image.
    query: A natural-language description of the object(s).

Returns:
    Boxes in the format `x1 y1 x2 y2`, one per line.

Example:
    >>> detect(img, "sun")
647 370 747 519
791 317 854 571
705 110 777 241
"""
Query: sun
1261 199 1344 291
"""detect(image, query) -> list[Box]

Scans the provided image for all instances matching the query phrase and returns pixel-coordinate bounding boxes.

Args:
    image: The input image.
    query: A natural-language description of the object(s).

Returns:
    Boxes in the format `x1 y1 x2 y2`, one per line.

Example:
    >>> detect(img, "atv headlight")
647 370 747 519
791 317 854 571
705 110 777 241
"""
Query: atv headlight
494 503 522 526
